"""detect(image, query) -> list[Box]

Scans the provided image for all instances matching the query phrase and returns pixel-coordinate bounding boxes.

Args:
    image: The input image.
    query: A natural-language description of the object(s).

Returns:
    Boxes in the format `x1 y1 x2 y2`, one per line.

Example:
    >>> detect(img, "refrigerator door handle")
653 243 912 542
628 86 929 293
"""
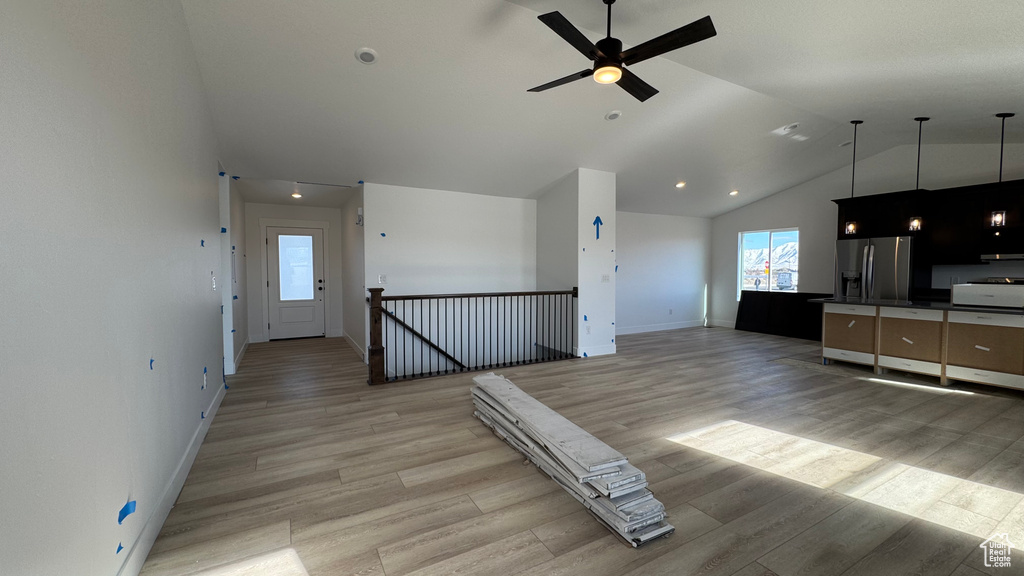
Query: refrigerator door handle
861 245 870 301
866 244 876 299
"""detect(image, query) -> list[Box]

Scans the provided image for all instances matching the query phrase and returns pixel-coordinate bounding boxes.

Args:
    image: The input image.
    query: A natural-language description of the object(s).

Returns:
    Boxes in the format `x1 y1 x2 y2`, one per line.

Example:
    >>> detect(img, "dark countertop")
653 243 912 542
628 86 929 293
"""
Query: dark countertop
809 296 1024 316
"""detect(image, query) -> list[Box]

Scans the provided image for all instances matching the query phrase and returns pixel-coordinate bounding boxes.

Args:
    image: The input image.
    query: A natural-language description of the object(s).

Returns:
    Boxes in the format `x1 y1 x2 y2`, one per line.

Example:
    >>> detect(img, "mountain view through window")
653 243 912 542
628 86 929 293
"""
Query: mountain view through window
739 229 799 298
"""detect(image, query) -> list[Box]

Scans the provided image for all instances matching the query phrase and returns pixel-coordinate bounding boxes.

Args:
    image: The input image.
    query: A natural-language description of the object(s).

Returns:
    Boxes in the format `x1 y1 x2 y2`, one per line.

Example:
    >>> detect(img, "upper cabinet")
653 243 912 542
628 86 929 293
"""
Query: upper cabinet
834 180 1024 265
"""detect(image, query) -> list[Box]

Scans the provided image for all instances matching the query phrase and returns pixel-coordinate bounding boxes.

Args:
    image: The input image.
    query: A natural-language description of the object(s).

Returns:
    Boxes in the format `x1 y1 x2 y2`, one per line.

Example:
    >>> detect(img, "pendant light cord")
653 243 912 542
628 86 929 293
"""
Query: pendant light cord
850 120 863 198
996 113 1015 182
607 2 612 38
914 117 929 190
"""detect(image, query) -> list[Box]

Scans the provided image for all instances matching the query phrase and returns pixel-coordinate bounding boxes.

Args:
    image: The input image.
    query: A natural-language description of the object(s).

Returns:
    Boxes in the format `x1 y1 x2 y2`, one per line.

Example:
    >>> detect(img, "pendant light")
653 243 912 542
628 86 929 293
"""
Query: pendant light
845 120 863 235
996 113 1015 182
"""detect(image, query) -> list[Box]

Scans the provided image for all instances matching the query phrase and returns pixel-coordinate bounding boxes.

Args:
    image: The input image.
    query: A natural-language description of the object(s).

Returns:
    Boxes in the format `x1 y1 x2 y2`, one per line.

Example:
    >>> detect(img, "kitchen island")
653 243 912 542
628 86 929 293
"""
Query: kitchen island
810 297 1024 391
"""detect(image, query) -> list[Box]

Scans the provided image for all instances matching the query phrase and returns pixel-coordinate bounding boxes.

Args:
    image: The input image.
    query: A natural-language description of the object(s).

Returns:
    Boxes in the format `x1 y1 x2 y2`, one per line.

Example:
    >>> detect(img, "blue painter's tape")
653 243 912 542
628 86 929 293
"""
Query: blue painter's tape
583 352 588 357
220 305 224 314
221 227 227 233
117 542 124 554
201 411 205 419
118 500 136 524
380 232 386 237
582 248 586 252
224 383 230 390
149 359 154 370
204 367 207 374
611 322 615 325
200 239 205 247
358 180 364 184
231 329 236 333
232 245 235 250
231 176 240 180
218 171 225 177
584 315 588 321
611 249 614 252
233 295 238 300
612 339 615 343
615 265 618 272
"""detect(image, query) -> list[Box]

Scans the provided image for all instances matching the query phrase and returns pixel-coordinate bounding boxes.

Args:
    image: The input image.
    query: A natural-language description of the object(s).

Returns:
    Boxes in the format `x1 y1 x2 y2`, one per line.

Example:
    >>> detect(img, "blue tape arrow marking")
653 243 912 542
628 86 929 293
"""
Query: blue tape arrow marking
380 233 386 237
118 500 136 524
218 171 225 177
117 542 124 554
584 315 588 321
593 216 603 240
149 359 154 370
583 352 589 357
224 383 230 390
233 295 238 300
231 329 236 333
221 227 227 233
200 239 205 247
231 176 240 180
204 367 207 374
201 411 205 420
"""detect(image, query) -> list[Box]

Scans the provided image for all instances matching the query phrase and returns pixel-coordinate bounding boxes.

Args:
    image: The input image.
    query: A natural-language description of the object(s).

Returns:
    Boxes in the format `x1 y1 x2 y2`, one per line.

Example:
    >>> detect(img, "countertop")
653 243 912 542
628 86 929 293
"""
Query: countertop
809 296 1024 316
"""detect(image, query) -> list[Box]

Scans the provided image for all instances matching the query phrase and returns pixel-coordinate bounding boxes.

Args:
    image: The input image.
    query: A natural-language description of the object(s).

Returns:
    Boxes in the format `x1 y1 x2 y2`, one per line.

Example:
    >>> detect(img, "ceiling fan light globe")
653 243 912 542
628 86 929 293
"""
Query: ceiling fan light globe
594 65 622 84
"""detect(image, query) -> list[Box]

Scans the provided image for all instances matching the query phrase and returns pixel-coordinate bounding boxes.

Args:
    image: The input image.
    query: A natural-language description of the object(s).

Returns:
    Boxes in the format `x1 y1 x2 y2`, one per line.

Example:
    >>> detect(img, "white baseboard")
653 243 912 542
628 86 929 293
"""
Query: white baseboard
615 320 704 335
327 328 345 338
343 334 366 362
707 318 735 328
233 338 249 372
578 344 616 357
116 384 227 576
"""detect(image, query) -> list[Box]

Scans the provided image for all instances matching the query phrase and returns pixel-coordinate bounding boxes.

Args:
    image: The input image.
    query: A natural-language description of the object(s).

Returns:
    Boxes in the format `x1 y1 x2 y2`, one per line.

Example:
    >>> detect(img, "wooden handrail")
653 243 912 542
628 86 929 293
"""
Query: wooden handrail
381 308 467 370
382 288 577 301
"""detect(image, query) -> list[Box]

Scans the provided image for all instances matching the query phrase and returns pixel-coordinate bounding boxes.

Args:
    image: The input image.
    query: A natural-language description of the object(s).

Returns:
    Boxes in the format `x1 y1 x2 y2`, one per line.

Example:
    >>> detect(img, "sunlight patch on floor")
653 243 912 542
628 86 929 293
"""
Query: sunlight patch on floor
192 548 309 576
667 420 1023 540
862 376 975 395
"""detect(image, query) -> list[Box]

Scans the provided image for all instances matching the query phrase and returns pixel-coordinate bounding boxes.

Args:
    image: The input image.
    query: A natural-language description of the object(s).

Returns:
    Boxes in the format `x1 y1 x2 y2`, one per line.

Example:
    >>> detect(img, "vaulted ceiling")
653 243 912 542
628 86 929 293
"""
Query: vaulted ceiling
181 0 1024 217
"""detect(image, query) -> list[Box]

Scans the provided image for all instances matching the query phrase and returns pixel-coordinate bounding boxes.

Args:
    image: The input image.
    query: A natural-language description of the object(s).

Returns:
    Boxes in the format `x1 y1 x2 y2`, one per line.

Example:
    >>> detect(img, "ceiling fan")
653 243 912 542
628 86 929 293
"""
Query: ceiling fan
528 0 716 102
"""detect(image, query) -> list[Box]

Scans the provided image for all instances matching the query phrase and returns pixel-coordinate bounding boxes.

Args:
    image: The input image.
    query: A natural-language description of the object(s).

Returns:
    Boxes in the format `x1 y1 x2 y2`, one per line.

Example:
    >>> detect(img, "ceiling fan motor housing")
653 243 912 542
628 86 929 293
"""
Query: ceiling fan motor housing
594 37 623 70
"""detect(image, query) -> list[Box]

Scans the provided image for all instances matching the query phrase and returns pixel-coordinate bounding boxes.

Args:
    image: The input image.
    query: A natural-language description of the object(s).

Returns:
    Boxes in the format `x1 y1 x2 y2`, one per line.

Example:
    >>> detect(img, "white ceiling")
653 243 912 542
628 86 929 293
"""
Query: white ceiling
233 178 356 208
181 0 1024 217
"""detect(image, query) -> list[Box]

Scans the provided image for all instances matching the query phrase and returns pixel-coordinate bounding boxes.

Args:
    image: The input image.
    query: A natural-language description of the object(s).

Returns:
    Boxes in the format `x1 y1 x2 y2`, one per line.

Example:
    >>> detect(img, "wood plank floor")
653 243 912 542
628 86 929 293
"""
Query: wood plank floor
141 328 1024 576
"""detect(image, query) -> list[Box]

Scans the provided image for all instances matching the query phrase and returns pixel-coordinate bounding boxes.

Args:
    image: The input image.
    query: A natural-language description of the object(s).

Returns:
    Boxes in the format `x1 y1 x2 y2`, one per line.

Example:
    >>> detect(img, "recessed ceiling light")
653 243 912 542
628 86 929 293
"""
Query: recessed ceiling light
730 190 739 196
605 110 622 121
355 47 378 65
675 181 686 189
291 193 302 198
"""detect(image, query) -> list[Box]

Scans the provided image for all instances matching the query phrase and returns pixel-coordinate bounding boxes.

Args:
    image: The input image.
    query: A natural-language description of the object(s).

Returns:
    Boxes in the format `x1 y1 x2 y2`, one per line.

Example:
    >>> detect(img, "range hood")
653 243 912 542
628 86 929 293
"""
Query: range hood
981 253 1024 261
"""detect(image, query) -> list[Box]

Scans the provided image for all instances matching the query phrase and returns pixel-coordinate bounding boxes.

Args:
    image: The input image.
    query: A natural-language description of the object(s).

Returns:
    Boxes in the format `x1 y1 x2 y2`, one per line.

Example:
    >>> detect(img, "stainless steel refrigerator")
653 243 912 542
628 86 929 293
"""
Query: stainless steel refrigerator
835 236 912 300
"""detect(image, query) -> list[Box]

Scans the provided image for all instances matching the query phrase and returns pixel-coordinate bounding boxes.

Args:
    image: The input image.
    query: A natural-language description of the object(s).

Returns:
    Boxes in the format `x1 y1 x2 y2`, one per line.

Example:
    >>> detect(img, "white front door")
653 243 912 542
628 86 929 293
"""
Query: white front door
267 227 325 339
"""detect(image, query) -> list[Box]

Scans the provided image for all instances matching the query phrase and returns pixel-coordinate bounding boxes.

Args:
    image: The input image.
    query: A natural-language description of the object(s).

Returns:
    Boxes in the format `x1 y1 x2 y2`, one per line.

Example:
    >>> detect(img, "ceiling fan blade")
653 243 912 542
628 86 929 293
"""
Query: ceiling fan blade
616 68 658 102
620 15 716 67
538 11 603 61
528 69 594 92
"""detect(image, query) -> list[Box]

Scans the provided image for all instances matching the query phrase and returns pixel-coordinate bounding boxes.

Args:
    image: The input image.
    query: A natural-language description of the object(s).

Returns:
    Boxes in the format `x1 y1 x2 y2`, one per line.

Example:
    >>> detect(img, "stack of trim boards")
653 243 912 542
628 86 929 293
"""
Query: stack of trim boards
471 373 674 547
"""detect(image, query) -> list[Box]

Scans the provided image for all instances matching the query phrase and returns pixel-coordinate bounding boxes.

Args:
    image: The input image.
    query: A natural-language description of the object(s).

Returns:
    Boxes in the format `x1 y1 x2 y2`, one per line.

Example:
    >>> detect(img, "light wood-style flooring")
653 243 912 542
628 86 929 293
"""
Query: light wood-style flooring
141 328 1024 576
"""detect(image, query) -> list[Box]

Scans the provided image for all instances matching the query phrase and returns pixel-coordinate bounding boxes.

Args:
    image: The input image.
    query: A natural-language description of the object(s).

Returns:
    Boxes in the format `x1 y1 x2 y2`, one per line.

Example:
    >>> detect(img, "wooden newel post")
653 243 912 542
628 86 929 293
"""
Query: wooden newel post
367 288 386 385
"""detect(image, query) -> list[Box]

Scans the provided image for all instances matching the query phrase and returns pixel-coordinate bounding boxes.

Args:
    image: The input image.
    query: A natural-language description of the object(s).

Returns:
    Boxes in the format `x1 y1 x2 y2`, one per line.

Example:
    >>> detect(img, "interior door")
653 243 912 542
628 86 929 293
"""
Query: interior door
267 227 325 339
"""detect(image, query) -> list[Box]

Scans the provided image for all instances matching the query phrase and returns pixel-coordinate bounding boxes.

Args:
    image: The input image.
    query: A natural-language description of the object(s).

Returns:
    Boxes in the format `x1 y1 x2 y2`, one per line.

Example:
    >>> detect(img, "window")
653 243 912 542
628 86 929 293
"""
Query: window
738 229 799 299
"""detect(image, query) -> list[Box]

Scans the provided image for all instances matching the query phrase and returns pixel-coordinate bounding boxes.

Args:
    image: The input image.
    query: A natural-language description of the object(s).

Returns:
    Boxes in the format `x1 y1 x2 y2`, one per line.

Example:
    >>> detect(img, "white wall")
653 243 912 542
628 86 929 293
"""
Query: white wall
616 212 711 334
229 180 248 366
710 142 1024 327
363 183 537 295
0 2 223 575
341 188 366 357
536 172 579 291
244 202 345 342
576 169 617 357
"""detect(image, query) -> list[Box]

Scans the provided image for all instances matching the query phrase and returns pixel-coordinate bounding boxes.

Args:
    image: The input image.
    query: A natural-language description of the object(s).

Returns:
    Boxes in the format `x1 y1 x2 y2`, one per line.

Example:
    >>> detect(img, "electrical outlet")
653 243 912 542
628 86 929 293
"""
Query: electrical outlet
378 274 387 284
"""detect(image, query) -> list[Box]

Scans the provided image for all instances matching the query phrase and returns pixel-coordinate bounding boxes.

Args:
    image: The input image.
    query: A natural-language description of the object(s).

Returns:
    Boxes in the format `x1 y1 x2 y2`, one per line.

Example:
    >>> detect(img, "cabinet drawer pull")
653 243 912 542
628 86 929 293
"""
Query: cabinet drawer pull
975 345 991 352
976 316 992 320
902 337 914 345
848 320 856 328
